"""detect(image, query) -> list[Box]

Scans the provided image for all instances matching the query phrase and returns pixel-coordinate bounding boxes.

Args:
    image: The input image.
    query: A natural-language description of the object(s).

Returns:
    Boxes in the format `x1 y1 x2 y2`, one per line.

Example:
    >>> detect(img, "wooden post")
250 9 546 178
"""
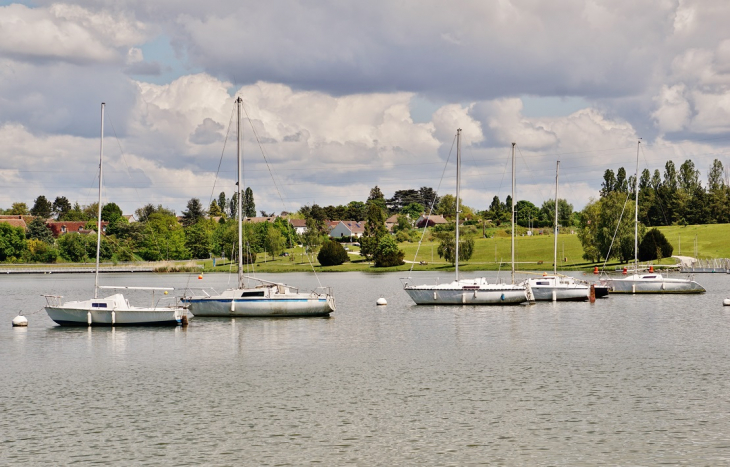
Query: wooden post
589 284 596 303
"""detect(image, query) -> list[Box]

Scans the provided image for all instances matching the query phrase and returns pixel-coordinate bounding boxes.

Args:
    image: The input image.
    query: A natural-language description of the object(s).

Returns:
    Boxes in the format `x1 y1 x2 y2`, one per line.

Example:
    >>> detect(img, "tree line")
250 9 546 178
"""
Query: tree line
578 158 729 263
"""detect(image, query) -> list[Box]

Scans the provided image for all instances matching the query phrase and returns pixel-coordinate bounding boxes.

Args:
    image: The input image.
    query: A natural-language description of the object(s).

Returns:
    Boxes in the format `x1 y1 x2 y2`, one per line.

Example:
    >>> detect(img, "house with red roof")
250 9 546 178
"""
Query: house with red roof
45 221 108 238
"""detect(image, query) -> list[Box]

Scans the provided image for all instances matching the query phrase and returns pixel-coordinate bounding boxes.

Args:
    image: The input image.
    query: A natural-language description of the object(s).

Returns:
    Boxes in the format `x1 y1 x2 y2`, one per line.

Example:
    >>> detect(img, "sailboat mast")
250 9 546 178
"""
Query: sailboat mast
554 160 560 275
634 140 640 274
455 129 461 280
237 97 244 289
94 103 104 299
511 142 516 285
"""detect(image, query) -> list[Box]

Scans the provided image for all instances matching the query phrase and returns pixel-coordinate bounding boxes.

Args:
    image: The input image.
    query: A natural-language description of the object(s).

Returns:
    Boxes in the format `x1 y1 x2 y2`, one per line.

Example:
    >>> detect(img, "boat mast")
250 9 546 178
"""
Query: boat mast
634 140 640 275
237 97 244 289
554 160 560 275
455 128 461 281
511 142 516 285
94 103 104 299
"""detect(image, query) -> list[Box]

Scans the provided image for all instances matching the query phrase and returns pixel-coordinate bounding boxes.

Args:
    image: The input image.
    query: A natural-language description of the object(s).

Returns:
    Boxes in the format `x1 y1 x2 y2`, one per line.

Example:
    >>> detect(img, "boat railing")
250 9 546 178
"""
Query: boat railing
313 286 334 297
181 287 220 298
41 294 63 307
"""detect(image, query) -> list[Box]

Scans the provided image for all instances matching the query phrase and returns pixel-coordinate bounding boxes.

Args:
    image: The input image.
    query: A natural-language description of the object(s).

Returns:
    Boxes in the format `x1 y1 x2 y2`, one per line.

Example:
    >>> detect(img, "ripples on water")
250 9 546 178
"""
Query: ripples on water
2 271 730 465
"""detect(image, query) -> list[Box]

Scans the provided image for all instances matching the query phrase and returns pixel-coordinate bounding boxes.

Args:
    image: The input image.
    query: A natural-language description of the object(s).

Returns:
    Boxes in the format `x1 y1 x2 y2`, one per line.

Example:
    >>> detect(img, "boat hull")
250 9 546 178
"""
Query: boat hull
45 306 183 326
404 287 527 305
530 285 590 301
604 278 705 294
184 297 334 317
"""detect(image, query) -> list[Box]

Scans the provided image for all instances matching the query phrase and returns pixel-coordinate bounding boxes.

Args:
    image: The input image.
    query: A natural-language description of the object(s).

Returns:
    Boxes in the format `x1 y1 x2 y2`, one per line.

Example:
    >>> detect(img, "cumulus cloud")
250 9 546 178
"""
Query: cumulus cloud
0 3 148 65
4 1 730 215
189 118 224 145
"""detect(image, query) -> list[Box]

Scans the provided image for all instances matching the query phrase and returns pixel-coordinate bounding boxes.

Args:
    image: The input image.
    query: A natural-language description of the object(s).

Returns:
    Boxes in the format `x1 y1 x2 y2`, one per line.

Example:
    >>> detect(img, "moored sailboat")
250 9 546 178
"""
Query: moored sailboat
43 103 187 326
602 141 705 294
526 161 590 301
403 131 529 305
182 97 335 317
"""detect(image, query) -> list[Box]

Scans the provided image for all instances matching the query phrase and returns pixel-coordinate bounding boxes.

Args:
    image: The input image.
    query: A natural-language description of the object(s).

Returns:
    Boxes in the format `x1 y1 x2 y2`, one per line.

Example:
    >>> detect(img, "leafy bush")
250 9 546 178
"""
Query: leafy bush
23 238 58 263
638 228 673 261
317 240 349 266
374 235 405 267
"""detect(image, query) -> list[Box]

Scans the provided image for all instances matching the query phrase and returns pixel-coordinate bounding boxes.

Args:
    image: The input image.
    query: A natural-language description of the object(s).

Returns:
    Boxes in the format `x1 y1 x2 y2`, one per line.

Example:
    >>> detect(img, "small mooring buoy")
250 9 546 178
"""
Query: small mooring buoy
12 315 28 327
723 298 730 306
376 297 387 306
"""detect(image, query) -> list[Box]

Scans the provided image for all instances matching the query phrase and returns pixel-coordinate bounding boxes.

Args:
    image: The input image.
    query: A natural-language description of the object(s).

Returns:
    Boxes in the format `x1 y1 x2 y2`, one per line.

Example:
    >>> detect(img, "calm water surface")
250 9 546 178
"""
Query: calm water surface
2 271 730 465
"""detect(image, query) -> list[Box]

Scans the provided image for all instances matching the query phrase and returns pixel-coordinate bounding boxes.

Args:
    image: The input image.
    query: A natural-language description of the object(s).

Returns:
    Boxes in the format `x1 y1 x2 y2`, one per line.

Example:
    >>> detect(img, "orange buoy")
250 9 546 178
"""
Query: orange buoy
198 275 203 279
622 267 627 275
649 265 654 273
593 266 599 274
543 272 547 276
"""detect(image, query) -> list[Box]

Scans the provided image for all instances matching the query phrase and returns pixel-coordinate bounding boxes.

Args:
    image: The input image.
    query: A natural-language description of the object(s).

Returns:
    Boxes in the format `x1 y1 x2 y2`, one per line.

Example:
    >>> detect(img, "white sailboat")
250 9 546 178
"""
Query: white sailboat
403 131 530 305
43 103 187 326
183 97 335 317
602 141 705 294
526 161 590 301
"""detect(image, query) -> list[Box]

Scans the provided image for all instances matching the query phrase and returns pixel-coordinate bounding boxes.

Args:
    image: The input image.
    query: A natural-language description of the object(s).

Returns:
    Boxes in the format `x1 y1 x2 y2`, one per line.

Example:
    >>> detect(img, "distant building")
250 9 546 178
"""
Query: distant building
414 214 448 228
244 216 278 223
45 221 108 238
329 220 366 239
289 219 307 235
385 214 399 231
0 217 27 230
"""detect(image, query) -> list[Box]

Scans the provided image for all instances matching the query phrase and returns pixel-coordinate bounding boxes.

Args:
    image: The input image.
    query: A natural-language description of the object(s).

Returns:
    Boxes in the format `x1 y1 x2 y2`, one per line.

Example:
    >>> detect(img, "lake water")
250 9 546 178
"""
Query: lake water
2 270 730 465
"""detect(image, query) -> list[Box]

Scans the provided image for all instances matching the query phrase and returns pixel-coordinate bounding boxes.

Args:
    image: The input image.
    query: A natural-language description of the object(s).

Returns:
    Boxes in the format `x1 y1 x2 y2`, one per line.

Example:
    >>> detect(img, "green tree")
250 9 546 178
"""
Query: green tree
373 234 405 267
638 228 673 261
63 202 88 221
577 192 643 263
137 212 189 261
346 201 367 221
30 195 52 218
302 217 325 254
24 238 58 263
600 169 616 197
366 186 387 212
185 221 212 259
360 203 387 260
262 223 285 257
135 204 176 223
317 239 349 266
101 202 123 223
52 196 72 220
242 187 256 218
0 223 27 261
26 217 55 244
401 202 424 220
515 200 539 227
9 202 29 215
209 199 224 217
433 226 475 264
57 233 112 262
181 198 206 227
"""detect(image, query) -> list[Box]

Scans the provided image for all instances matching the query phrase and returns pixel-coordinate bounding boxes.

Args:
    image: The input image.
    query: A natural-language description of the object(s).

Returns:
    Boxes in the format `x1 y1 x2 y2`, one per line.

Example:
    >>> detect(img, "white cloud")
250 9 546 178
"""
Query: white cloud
0 3 148 65
5 1 730 215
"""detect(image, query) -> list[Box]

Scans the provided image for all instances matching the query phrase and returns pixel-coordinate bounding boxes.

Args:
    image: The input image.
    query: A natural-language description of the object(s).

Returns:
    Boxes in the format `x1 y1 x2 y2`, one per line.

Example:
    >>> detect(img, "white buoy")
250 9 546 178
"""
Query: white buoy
12 315 28 327
723 298 730 306
376 297 387 306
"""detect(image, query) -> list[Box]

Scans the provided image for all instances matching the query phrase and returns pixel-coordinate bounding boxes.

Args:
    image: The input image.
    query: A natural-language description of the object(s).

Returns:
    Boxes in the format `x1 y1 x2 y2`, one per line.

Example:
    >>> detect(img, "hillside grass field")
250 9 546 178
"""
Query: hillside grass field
197 223 730 273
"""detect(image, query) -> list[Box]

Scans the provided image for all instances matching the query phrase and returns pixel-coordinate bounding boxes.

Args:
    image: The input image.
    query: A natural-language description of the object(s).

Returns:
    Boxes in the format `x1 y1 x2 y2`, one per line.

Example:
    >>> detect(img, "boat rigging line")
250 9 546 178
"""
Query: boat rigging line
408 132 457 275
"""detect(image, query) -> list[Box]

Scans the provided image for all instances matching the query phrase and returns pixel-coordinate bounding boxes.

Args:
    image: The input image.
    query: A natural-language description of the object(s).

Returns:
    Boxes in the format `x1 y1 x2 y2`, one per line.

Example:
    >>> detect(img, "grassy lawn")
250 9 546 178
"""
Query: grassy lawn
199 223 730 273
656 224 730 259
8 224 728 274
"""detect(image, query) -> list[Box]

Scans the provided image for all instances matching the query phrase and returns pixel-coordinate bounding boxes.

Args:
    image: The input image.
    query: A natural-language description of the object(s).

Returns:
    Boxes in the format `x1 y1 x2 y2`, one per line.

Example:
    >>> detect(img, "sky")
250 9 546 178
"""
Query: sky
2 0 730 216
